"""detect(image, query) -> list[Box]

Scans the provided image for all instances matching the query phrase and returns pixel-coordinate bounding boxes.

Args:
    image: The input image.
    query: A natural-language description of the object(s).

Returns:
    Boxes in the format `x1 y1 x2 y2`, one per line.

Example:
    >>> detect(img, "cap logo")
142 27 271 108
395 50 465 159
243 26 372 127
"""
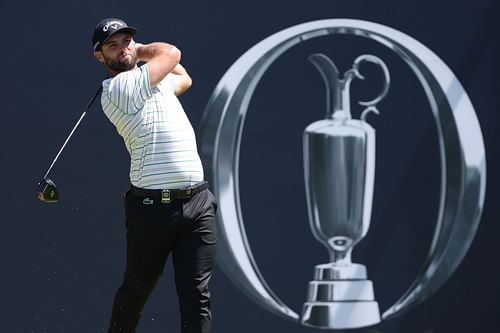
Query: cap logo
103 20 124 32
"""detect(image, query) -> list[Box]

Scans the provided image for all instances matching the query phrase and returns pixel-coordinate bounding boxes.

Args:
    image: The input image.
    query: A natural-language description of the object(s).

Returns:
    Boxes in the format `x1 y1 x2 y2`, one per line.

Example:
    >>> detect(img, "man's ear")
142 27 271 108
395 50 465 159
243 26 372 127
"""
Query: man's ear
93 51 104 63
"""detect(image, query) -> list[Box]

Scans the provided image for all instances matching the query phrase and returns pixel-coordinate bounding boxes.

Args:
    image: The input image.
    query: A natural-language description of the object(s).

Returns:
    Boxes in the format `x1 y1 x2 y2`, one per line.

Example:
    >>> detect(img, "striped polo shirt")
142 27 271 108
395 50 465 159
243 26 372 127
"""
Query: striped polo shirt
101 64 204 189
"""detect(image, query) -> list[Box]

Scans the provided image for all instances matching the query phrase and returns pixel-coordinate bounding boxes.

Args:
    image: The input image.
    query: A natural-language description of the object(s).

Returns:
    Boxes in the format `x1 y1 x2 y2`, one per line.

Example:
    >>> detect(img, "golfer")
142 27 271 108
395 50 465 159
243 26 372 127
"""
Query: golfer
92 18 217 333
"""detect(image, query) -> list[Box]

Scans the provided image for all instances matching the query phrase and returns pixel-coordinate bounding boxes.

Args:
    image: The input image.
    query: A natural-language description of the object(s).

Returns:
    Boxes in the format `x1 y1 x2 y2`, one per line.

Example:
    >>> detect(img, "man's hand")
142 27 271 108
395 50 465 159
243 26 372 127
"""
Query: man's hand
134 41 144 53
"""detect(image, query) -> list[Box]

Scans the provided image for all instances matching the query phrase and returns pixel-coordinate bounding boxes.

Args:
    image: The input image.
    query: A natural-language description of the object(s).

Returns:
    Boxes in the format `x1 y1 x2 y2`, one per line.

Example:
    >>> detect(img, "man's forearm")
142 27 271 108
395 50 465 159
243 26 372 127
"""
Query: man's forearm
171 63 188 76
135 42 178 63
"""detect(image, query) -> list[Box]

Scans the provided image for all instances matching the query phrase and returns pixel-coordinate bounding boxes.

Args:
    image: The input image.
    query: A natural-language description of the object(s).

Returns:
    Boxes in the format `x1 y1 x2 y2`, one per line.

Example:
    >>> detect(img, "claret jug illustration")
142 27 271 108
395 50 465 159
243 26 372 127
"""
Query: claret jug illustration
302 53 390 329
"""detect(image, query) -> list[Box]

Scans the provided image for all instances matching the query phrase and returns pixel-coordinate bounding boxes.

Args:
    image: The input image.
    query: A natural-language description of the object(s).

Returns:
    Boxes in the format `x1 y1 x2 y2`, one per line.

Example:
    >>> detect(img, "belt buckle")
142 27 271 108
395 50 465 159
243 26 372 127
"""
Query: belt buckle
161 190 171 204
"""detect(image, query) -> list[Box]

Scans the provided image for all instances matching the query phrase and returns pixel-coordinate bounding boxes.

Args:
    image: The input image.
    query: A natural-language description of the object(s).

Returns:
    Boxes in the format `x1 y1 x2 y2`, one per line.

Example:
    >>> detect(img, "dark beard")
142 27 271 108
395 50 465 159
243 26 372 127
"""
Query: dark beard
104 52 136 73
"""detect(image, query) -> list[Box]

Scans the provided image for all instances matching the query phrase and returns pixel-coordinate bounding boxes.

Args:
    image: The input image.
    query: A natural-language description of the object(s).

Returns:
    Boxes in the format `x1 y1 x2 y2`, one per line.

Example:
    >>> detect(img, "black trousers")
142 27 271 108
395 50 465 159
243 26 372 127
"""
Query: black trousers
108 187 217 333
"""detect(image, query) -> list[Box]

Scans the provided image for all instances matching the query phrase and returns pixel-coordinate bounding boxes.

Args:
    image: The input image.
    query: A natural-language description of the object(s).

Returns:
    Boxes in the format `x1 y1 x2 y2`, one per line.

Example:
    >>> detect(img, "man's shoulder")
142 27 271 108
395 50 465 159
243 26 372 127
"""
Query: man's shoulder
100 65 154 115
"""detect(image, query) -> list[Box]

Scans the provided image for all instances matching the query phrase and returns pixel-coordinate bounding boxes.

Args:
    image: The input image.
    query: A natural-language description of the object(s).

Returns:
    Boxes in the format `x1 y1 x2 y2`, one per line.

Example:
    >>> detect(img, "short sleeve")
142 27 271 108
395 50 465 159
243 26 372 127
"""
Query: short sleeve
103 65 153 114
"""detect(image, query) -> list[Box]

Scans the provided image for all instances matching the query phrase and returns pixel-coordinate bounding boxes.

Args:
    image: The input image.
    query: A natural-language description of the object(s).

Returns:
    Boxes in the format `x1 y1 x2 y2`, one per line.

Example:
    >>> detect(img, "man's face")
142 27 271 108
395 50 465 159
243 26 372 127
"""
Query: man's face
95 32 137 74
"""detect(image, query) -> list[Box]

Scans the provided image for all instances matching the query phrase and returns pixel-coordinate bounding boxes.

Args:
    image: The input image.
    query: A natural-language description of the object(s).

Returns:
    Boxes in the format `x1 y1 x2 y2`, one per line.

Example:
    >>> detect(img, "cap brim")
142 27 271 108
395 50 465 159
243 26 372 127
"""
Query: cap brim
97 27 138 50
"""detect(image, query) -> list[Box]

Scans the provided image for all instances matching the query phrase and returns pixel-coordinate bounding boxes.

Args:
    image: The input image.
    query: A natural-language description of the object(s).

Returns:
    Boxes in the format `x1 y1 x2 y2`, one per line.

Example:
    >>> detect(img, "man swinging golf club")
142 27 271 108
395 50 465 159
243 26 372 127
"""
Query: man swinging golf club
92 18 217 333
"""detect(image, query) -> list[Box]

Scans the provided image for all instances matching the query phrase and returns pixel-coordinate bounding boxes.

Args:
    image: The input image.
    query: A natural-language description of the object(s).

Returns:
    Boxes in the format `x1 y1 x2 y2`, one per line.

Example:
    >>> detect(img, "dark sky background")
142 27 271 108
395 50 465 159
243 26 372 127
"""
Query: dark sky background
2 0 499 332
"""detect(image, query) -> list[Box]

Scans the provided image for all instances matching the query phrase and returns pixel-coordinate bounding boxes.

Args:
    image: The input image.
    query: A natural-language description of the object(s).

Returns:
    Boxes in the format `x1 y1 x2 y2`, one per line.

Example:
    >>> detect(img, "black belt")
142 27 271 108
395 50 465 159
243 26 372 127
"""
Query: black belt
130 181 209 204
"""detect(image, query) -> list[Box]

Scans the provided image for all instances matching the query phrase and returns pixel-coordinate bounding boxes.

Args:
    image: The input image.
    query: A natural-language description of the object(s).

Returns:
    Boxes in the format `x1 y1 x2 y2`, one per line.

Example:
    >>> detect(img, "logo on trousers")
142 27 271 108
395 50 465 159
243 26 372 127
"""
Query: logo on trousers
199 19 486 329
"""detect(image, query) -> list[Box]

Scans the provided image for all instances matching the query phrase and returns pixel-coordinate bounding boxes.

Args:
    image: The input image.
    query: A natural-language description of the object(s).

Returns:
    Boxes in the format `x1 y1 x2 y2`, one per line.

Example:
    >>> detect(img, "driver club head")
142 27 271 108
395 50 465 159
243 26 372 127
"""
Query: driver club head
36 178 59 203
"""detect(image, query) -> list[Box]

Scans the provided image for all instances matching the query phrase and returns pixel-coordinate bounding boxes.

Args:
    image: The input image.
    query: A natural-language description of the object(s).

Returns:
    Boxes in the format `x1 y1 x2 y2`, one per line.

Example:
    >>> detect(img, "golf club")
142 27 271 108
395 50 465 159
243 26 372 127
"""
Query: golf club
36 86 102 203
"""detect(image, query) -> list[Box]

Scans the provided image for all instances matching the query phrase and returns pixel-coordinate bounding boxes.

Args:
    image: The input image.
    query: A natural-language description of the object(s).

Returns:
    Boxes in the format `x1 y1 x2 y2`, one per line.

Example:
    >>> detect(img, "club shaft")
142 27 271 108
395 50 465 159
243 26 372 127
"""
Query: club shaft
42 86 102 179
43 111 87 179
